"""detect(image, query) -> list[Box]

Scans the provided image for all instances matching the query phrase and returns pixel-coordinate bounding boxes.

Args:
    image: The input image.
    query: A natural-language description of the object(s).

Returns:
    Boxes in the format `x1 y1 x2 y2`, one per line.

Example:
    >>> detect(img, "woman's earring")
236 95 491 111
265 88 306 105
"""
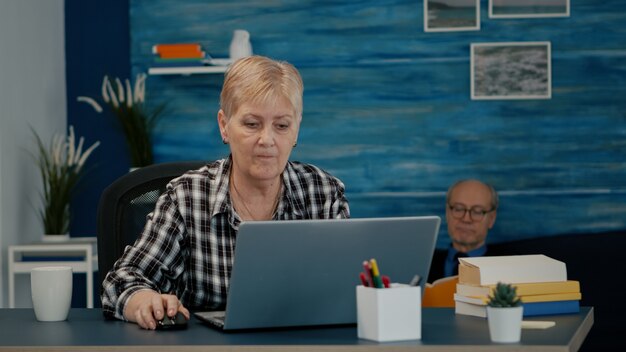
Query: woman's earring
223 139 228 145
293 142 297 148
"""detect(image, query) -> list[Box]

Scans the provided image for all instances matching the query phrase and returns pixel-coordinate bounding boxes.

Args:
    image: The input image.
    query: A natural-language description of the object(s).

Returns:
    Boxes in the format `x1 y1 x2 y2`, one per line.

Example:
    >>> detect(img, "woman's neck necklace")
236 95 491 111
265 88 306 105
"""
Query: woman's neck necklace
230 173 281 221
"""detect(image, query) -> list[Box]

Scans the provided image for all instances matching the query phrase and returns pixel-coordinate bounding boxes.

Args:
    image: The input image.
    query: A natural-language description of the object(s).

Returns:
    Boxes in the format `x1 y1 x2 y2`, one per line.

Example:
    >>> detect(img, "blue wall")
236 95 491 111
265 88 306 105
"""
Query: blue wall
128 0 626 247
66 0 131 307
68 1 626 251
66 0 130 242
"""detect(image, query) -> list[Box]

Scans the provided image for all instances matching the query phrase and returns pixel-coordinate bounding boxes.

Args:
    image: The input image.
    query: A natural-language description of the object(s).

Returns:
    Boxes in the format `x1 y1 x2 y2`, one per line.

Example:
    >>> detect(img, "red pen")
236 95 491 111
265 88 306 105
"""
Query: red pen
359 272 370 287
382 275 391 288
362 260 374 287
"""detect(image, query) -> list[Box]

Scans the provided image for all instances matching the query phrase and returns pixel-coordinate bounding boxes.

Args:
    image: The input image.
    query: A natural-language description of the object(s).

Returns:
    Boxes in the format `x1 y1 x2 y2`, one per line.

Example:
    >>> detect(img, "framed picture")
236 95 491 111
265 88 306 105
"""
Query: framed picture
424 0 480 32
471 42 551 100
489 0 570 19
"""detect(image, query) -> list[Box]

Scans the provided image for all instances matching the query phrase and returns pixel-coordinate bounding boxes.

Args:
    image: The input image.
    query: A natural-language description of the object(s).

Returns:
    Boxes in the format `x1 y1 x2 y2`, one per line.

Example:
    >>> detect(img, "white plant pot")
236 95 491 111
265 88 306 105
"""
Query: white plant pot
487 306 523 343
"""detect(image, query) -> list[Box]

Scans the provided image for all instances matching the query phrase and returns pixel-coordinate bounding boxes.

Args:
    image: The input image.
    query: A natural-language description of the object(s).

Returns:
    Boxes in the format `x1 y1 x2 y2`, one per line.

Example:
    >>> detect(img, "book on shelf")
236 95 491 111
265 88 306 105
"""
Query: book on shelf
152 43 202 54
456 280 580 297
152 43 206 59
454 291 581 305
455 299 580 318
153 57 207 63
157 50 206 59
458 255 567 286
151 58 206 67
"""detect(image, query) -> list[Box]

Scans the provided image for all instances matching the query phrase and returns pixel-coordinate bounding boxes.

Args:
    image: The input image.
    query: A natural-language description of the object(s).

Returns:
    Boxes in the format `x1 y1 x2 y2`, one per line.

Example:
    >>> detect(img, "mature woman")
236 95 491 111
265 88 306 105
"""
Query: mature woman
101 56 350 329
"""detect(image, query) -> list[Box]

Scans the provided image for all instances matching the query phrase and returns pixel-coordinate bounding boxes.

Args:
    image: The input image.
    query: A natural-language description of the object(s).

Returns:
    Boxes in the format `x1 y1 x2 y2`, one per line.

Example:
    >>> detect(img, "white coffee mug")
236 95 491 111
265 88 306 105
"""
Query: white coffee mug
31 266 73 322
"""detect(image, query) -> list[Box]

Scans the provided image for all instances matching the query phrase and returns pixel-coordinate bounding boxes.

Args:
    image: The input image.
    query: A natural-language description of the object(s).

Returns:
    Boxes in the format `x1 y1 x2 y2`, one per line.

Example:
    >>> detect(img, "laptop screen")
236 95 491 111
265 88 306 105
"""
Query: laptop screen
220 216 440 330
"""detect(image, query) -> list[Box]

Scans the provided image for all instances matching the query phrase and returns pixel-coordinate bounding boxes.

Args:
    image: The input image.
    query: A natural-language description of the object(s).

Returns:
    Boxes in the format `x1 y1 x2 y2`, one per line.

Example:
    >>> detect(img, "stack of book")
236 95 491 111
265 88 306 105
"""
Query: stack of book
152 43 207 68
454 255 581 318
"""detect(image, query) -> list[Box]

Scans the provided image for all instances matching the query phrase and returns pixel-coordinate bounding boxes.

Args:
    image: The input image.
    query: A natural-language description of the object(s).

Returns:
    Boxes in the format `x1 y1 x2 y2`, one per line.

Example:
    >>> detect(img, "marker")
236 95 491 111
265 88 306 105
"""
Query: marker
369 258 384 288
382 275 391 288
409 274 422 287
359 272 370 287
362 261 374 287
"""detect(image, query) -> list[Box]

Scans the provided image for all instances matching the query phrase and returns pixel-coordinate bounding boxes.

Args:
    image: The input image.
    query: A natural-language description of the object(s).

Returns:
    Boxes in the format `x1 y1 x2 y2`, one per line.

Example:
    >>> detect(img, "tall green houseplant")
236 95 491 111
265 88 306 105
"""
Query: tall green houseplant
77 73 166 167
33 126 100 235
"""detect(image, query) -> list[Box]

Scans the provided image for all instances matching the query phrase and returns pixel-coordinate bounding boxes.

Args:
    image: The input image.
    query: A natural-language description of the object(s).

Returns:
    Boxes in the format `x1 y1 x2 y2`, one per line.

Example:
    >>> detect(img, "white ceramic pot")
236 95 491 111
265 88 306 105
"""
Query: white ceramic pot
42 234 70 242
487 306 523 343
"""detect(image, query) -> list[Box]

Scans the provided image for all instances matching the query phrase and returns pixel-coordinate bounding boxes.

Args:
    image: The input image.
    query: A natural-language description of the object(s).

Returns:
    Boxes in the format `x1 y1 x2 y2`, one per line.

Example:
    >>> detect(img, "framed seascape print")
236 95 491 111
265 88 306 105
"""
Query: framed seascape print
489 0 570 19
471 42 551 100
424 0 480 32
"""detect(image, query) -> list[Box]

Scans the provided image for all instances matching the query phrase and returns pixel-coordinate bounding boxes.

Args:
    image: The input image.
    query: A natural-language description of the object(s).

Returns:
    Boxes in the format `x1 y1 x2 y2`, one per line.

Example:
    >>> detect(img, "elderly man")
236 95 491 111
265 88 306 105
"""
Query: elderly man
428 179 508 283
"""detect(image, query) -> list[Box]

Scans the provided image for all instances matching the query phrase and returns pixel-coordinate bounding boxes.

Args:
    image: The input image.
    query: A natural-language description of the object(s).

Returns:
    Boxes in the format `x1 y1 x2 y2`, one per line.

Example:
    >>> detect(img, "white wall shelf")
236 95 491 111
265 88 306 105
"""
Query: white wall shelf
148 65 229 76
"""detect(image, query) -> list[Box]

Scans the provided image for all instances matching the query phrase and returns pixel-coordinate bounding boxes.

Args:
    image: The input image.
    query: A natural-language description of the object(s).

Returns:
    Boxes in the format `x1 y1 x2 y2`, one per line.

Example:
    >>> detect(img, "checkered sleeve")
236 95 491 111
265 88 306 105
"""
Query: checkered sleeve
101 184 188 320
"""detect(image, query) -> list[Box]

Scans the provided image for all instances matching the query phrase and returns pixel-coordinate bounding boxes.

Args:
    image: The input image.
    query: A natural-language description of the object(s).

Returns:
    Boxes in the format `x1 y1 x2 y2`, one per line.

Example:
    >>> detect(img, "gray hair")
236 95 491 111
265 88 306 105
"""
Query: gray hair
446 179 499 210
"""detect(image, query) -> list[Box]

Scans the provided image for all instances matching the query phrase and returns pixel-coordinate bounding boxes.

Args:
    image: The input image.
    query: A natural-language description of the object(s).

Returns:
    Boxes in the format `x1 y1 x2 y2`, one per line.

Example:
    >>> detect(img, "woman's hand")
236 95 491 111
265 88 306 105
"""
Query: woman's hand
123 290 190 330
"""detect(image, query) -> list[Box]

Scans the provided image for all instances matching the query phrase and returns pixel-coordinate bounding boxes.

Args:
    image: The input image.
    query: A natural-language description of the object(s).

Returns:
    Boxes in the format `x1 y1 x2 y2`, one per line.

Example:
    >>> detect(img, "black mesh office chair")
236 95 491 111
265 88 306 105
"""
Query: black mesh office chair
96 161 207 285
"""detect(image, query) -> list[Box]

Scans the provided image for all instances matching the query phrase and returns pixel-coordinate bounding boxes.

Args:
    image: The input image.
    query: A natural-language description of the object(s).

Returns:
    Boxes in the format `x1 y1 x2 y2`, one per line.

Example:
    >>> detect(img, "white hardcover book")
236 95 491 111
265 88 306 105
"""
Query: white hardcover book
454 293 487 305
458 255 567 286
454 300 486 318
456 283 491 297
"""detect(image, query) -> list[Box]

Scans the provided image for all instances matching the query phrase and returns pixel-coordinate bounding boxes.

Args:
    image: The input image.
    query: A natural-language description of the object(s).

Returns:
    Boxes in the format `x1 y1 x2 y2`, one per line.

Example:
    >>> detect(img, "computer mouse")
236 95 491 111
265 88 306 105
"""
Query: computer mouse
156 311 188 330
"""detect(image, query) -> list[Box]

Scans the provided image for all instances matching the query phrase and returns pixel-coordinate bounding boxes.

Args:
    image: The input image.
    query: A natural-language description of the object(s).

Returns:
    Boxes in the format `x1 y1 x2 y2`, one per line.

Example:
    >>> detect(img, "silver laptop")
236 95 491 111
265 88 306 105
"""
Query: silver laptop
194 216 440 330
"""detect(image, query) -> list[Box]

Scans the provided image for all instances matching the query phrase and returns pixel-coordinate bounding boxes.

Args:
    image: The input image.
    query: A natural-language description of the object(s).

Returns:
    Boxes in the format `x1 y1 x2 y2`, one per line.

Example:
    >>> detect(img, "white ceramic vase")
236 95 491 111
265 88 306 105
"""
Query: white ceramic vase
229 29 253 61
42 234 70 242
487 306 523 343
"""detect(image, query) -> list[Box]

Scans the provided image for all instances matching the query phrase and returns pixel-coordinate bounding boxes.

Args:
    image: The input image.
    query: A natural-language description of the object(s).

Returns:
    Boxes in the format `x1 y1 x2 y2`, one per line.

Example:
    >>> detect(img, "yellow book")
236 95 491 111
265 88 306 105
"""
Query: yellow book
520 292 582 303
454 291 582 305
456 280 580 297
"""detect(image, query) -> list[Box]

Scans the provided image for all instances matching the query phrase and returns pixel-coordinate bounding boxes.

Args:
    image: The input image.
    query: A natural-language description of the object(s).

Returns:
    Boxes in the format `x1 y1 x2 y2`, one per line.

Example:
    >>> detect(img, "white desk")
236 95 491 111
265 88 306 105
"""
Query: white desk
8 237 98 308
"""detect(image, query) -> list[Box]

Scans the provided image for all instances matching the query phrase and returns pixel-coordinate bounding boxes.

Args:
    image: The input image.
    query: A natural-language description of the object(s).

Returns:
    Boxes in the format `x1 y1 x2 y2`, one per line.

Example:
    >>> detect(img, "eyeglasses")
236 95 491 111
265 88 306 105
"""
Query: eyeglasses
448 204 495 222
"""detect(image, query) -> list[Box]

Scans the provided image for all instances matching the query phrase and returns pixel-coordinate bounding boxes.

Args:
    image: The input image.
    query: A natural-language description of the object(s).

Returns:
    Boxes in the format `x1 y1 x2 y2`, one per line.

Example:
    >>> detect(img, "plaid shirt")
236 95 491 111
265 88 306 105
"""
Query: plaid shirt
101 157 350 320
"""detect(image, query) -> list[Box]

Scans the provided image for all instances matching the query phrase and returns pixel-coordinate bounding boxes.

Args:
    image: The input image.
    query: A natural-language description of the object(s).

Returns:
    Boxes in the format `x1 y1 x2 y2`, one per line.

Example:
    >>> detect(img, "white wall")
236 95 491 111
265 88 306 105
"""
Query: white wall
0 0 66 308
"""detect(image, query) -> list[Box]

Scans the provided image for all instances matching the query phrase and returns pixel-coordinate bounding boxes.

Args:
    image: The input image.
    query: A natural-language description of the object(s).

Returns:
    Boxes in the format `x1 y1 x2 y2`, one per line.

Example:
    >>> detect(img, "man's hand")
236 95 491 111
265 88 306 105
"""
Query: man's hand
123 290 190 330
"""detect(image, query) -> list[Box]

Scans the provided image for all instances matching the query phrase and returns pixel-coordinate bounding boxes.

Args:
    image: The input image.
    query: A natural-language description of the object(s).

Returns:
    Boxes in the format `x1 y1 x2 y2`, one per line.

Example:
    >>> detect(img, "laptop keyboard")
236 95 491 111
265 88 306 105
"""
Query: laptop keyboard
213 315 225 323
194 311 226 328
211 316 224 328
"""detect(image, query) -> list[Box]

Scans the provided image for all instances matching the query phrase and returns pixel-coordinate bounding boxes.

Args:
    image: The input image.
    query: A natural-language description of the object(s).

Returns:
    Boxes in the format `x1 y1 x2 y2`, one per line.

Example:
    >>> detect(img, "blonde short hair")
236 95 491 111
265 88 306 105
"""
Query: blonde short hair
220 55 303 120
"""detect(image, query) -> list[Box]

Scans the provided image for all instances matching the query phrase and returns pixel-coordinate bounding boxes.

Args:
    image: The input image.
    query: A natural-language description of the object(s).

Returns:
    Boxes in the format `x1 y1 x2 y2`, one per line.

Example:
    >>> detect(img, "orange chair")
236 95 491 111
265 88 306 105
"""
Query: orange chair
422 276 458 308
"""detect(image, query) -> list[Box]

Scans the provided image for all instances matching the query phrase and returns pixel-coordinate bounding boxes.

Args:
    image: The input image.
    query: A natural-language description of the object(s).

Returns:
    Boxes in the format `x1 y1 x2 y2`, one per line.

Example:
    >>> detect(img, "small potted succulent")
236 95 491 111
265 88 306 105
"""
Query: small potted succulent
486 282 523 343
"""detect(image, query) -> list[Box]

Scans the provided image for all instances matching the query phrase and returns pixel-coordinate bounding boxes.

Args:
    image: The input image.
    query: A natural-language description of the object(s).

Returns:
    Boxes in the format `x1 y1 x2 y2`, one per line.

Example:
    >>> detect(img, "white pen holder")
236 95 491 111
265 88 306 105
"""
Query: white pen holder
356 284 421 342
